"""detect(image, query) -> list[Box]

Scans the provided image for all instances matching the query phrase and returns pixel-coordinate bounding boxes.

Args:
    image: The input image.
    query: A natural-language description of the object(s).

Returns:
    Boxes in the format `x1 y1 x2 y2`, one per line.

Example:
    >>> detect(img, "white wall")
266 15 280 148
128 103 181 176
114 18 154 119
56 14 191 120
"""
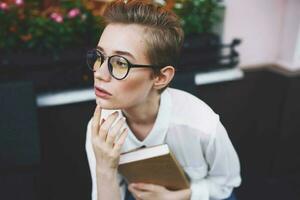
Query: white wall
223 0 300 71
294 26 300 66
277 0 300 71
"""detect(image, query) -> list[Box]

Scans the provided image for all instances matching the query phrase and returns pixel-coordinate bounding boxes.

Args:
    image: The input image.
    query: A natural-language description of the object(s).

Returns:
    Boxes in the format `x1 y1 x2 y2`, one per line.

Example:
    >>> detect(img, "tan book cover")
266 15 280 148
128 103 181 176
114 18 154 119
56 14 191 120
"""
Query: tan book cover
118 144 190 190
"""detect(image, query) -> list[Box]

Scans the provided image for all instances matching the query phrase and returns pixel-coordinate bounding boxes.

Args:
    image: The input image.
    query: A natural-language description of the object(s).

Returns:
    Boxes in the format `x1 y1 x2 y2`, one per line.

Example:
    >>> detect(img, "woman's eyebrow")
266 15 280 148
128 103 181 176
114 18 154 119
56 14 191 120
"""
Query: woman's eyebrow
96 46 135 60
114 50 135 60
96 46 105 53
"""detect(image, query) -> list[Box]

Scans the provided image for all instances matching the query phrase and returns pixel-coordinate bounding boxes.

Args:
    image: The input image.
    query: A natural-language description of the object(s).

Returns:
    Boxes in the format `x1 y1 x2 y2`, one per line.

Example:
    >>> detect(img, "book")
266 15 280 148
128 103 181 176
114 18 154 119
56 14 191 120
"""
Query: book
118 144 190 190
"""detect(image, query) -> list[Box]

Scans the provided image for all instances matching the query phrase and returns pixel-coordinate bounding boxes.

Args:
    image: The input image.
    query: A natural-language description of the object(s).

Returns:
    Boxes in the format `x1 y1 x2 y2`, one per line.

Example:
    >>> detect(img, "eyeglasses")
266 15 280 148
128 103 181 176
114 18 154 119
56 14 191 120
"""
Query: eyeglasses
86 49 160 80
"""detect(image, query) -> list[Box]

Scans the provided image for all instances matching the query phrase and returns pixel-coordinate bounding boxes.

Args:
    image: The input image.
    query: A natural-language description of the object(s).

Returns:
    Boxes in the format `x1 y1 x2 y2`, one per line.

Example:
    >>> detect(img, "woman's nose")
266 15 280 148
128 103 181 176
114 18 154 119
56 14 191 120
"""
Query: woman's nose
94 60 111 81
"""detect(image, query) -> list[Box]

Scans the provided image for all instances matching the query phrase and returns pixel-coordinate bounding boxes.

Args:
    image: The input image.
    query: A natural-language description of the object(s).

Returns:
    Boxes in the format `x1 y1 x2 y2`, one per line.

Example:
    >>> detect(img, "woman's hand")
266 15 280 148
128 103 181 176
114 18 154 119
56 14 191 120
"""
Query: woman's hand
128 183 191 200
91 105 128 173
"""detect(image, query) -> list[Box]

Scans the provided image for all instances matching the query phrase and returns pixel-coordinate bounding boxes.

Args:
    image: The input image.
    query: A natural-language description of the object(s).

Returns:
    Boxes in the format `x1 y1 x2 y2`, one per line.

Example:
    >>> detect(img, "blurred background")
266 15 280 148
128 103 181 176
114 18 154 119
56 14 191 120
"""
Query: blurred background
0 0 299 200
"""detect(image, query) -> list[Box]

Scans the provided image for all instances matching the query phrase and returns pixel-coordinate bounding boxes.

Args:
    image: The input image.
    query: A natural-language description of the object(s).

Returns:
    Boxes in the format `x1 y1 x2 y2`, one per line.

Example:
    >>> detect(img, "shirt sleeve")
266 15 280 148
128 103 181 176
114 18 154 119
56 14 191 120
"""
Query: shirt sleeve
190 121 241 200
85 119 126 200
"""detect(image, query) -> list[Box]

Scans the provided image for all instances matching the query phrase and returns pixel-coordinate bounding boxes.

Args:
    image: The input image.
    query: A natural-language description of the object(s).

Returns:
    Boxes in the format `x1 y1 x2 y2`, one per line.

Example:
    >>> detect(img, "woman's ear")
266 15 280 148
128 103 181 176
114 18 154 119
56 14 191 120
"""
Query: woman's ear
153 66 175 90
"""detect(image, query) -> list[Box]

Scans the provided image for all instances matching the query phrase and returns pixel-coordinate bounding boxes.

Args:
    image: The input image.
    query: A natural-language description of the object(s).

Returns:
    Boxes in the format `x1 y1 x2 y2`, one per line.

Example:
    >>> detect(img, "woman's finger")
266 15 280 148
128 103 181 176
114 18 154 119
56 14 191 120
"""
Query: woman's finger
128 185 147 200
106 117 126 146
99 111 119 141
91 105 101 138
132 183 162 192
113 128 128 153
128 185 139 199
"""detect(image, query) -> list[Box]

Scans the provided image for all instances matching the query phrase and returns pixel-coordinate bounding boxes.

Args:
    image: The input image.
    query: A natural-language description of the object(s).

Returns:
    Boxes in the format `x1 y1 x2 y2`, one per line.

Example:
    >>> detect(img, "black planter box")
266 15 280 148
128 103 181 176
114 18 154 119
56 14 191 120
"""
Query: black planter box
179 33 241 72
0 48 94 93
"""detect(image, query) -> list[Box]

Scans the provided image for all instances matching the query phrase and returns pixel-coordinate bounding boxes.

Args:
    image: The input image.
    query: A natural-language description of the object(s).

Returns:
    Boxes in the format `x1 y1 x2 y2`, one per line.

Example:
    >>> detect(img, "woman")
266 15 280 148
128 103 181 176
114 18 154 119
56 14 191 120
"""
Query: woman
85 1 241 200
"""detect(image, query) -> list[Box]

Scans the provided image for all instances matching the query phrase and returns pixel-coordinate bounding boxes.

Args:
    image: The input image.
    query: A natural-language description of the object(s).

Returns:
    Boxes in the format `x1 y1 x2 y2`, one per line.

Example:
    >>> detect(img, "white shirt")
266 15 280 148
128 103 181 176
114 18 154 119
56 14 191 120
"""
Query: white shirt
86 88 241 200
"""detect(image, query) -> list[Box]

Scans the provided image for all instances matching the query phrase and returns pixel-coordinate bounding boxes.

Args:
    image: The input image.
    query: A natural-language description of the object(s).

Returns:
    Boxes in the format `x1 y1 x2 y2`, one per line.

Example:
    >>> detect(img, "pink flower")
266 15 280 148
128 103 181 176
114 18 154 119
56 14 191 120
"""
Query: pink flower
15 0 24 6
50 13 58 18
54 15 63 23
0 2 8 10
67 8 80 18
50 12 64 23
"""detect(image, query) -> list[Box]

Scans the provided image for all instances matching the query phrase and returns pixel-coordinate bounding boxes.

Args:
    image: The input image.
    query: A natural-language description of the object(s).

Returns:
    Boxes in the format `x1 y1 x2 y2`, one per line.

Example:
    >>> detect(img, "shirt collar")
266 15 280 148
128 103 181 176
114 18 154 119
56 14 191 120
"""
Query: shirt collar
121 89 172 152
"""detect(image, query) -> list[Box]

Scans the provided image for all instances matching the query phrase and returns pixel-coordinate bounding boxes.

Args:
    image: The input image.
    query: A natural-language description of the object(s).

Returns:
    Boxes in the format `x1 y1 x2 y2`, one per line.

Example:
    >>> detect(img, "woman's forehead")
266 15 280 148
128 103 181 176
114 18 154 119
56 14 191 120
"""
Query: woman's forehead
98 24 148 60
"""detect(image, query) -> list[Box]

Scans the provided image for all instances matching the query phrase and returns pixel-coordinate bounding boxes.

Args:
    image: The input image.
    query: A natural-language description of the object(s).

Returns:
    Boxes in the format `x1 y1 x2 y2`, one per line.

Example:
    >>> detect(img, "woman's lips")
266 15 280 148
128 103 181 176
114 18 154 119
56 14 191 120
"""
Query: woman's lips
94 86 112 98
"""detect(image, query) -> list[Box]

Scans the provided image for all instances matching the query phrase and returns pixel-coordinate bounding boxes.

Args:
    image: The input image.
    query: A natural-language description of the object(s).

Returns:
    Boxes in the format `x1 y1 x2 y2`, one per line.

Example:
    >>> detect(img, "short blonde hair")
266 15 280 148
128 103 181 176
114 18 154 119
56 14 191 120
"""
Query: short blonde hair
102 0 184 74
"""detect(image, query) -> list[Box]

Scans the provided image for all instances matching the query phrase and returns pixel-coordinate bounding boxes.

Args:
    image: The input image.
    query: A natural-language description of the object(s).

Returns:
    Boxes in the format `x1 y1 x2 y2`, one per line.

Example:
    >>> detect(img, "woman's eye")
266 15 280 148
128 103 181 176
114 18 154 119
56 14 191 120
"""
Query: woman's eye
117 61 127 67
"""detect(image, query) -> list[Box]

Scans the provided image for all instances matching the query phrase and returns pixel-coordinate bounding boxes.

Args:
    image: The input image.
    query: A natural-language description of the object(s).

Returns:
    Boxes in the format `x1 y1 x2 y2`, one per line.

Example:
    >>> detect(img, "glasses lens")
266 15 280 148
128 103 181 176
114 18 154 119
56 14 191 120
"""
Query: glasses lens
109 56 129 79
87 50 102 71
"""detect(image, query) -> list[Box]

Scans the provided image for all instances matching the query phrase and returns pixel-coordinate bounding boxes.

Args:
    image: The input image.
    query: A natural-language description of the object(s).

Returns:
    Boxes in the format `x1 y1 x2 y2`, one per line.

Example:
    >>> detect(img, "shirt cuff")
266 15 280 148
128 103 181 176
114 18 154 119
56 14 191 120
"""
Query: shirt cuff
190 179 209 200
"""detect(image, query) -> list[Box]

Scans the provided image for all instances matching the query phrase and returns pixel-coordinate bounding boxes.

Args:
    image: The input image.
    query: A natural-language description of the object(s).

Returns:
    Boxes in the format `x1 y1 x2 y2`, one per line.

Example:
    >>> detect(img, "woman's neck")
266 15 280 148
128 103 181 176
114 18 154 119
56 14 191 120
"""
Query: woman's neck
122 91 161 141
122 91 160 125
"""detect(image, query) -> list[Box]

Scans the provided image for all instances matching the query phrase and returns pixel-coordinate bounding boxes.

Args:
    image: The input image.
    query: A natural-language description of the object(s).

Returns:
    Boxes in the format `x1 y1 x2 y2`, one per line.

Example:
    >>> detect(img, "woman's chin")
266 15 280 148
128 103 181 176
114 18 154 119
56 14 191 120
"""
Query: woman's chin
96 99 120 110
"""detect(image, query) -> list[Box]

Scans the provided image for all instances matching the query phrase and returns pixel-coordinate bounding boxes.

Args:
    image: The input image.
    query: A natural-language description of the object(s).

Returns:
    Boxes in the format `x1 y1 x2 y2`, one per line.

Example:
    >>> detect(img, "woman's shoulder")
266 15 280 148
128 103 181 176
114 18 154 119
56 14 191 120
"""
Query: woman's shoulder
167 88 217 116
167 88 220 134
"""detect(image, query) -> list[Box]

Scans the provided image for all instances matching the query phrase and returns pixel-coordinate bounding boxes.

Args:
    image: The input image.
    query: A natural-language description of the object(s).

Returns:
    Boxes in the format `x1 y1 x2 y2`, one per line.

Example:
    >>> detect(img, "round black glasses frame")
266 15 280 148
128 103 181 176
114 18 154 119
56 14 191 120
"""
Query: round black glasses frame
87 49 161 80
